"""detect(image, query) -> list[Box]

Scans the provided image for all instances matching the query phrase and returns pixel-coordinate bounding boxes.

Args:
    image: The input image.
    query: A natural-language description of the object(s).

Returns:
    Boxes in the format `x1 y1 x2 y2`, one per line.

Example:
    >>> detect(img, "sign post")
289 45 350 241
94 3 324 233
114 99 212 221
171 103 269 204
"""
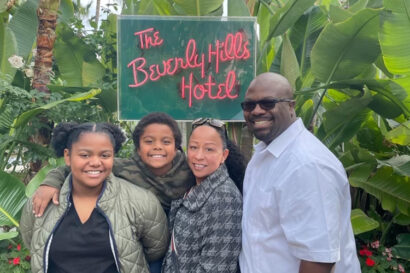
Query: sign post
118 16 256 121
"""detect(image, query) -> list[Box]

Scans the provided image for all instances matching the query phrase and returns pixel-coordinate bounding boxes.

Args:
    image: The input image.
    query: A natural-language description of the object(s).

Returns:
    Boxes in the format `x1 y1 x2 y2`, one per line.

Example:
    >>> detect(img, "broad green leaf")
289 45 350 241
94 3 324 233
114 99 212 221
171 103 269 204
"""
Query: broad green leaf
379 0 410 75
0 171 27 226
329 5 352 23
257 3 271 47
392 233 410 260
311 8 380 83
139 0 174 15
378 155 410 177
269 0 316 38
385 120 410 146
350 208 379 235
395 213 410 225
58 0 75 23
122 0 140 15
374 54 394 77
11 89 101 130
299 79 410 117
368 94 403 118
280 34 300 89
349 0 368 12
321 90 372 148
299 99 314 127
350 166 410 215
82 61 105 87
0 25 17 81
25 158 66 198
54 24 105 87
228 0 250 16
0 0 7 13
289 6 327 76
0 231 19 241
356 115 390 153
8 0 38 59
173 0 224 16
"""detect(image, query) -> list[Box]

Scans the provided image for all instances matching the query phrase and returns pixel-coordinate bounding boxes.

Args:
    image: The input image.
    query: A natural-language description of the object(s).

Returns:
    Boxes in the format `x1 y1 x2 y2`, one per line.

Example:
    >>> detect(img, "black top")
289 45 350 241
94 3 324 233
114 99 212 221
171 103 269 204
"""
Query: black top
48 201 118 273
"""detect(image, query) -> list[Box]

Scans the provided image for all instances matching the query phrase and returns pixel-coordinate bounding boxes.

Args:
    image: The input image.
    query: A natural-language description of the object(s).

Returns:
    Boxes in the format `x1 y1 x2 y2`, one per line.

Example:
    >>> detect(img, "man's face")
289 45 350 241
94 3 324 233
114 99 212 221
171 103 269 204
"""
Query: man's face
243 81 294 144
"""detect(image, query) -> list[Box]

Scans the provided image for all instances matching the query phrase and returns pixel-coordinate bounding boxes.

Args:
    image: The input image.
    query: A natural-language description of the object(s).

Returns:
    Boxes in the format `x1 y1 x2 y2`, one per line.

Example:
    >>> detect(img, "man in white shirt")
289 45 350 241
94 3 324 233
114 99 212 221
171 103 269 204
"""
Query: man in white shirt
239 72 361 273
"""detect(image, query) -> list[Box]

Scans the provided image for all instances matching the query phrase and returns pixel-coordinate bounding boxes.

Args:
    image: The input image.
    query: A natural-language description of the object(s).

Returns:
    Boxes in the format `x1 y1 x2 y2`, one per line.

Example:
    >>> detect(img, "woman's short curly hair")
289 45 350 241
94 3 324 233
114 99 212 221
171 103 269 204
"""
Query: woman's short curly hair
132 112 182 150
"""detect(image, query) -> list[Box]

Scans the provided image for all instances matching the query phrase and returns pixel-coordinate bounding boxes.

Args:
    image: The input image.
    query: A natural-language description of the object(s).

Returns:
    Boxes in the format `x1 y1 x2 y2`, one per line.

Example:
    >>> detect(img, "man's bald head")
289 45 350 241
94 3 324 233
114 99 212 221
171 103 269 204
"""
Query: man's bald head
247 72 294 98
243 72 297 144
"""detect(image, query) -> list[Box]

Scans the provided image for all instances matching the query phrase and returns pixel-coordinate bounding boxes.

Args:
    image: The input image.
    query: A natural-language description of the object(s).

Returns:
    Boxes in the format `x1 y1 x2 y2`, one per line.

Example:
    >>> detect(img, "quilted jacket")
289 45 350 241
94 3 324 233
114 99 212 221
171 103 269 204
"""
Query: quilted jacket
20 173 169 273
161 164 242 273
41 150 195 212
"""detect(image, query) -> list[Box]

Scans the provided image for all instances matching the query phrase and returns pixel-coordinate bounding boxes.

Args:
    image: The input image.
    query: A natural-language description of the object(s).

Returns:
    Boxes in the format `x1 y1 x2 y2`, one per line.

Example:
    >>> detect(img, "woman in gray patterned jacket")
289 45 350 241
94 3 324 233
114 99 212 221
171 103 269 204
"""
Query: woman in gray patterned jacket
162 118 245 273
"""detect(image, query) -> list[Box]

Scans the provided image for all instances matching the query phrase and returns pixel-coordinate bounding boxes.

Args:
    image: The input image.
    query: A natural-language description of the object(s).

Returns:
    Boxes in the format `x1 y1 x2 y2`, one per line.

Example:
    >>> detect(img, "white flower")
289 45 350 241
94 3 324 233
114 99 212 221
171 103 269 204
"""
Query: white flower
32 49 37 57
8 55 25 69
24 68 34 78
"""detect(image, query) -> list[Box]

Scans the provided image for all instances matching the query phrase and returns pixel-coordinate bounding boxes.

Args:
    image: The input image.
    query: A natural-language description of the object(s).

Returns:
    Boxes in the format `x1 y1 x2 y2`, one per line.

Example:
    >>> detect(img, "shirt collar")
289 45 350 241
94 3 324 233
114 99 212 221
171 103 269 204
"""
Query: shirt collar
255 118 305 158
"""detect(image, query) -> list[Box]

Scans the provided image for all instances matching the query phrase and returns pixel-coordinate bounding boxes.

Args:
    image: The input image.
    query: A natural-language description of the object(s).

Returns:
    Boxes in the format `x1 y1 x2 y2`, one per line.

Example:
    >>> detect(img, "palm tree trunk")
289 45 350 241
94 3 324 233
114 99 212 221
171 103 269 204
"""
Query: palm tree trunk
32 0 60 93
29 0 60 173
95 0 101 25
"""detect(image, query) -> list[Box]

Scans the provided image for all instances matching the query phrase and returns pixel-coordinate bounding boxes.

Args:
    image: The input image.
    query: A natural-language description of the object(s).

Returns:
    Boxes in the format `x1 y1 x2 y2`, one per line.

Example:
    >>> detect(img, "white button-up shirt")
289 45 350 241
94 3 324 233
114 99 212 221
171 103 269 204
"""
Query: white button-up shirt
239 118 360 273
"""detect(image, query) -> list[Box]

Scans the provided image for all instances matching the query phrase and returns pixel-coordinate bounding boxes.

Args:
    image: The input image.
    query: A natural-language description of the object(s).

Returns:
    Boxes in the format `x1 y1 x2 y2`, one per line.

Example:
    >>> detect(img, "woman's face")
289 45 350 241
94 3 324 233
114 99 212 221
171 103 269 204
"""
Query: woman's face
187 126 228 184
138 123 177 176
64 132 114 191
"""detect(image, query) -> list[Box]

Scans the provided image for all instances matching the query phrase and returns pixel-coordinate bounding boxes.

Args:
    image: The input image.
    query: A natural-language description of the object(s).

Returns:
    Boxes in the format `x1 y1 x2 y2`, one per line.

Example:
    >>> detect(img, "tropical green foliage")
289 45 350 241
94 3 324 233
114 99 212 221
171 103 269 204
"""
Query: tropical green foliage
0 0 409 272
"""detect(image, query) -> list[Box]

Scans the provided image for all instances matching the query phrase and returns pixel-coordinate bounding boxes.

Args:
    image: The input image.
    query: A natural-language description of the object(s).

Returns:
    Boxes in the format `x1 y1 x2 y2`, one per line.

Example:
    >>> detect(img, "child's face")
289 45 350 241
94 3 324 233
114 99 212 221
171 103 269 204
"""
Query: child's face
137 123 177 176
64 132 114 191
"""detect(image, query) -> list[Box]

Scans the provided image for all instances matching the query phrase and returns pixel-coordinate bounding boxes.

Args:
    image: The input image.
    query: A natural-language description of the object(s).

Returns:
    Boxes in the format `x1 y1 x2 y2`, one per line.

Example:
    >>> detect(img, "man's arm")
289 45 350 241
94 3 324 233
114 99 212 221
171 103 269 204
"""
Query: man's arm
299 260 335 273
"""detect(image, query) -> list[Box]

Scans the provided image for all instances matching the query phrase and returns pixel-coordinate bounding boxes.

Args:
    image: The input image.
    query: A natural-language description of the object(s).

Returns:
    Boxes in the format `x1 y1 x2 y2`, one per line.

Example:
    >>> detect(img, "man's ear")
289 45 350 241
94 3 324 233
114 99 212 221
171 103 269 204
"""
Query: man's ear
64 149 71 166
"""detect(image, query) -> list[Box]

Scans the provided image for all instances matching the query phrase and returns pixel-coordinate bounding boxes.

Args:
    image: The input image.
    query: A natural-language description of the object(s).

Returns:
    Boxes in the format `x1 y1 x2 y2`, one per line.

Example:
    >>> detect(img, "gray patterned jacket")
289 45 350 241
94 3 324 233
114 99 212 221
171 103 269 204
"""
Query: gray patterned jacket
162 164 242 273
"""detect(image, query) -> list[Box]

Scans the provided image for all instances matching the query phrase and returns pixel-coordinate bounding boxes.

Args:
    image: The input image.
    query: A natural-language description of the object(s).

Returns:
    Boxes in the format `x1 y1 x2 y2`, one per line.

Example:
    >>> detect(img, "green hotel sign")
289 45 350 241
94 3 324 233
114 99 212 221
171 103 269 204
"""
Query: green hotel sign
117 16 256 121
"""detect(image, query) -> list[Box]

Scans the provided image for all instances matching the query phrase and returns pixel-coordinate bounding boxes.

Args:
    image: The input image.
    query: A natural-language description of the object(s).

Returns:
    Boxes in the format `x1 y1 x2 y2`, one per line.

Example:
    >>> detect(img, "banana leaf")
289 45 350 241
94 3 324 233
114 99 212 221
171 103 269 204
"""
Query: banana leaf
0 25 17 82
58 0 74 23
25 158 66 198
54 24 105 87
379 0 410 75
228 0 250 16
350 165 410 216
268 0 316 39
351 208 379 235
173 0 224 16
392 233 410 261
0 170 27 226
0 231 19 241
320 90 373 148
138 0 175 15
8 0 38 60
11 89 101 132
280 34 300 89
311 8 380 83
385 120 410 146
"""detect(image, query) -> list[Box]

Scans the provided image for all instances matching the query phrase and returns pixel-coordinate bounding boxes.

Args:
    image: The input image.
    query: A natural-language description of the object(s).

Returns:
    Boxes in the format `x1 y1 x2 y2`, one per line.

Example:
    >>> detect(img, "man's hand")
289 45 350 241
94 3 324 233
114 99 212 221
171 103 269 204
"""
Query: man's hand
32 185 60 217
299 260 335 273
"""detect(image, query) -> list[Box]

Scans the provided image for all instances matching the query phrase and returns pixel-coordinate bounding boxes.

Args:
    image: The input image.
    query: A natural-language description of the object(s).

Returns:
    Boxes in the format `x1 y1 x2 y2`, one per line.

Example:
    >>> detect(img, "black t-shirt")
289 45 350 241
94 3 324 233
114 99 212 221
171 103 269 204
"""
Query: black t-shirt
48 202 118 273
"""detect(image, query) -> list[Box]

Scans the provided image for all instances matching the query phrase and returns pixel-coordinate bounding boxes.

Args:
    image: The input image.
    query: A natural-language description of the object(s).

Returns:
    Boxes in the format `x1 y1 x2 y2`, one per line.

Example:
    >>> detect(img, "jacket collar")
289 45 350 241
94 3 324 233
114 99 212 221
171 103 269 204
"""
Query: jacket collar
175 164 229 212
59 173 118 212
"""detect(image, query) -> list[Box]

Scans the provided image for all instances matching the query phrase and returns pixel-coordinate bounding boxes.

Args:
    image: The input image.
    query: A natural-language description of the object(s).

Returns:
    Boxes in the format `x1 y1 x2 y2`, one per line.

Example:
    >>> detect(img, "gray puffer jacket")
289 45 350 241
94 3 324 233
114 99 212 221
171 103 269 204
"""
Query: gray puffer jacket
20 173 169 273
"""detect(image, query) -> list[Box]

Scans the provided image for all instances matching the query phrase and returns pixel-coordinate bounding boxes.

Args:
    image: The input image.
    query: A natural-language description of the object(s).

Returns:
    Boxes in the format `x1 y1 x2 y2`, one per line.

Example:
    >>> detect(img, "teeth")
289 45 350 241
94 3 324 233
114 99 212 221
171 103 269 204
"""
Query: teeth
151 155 165 158
86 171 102 174
254 120 269 126
194 164 206 168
